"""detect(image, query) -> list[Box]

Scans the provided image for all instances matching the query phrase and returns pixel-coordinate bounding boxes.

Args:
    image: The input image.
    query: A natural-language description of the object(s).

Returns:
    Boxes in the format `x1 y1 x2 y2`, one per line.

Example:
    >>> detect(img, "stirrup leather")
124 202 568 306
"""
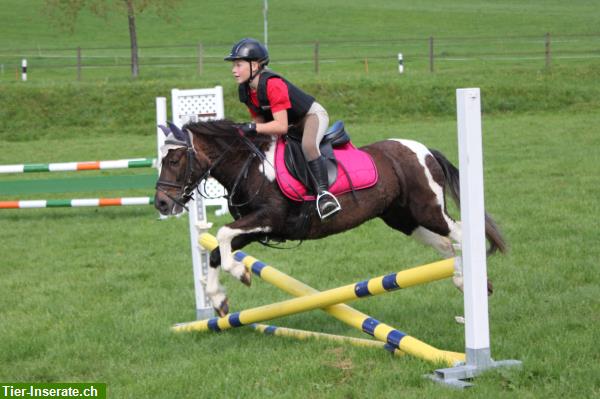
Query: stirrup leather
316 191 341 220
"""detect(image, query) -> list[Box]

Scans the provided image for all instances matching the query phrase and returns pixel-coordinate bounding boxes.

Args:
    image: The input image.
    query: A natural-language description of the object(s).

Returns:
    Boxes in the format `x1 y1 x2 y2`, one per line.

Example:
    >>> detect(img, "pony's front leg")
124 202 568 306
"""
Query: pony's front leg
216 221 271 285
205 265 229 317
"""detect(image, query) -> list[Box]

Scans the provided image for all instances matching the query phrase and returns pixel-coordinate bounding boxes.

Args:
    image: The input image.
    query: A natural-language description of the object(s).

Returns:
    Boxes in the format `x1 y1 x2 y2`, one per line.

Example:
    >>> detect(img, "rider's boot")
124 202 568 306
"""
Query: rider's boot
307 155 341 220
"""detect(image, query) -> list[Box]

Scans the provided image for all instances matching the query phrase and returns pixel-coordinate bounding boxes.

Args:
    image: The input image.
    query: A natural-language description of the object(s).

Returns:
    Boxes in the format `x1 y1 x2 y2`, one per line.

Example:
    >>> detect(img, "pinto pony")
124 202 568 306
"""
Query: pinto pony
155 120 506 316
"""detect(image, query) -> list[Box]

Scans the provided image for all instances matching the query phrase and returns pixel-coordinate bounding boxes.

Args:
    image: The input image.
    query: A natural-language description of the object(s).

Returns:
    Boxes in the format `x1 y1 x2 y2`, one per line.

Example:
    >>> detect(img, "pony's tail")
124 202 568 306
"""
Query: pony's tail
429 149 507 255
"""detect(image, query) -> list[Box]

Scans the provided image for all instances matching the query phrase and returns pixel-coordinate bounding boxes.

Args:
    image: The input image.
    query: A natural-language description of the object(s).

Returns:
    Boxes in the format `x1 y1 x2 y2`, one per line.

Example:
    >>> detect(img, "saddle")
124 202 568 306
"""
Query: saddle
275 121 378 201
284 120 350 189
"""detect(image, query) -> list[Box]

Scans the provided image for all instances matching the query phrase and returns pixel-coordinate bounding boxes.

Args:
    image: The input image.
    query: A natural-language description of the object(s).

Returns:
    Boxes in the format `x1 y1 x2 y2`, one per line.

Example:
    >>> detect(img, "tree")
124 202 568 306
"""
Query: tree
44 0 181 78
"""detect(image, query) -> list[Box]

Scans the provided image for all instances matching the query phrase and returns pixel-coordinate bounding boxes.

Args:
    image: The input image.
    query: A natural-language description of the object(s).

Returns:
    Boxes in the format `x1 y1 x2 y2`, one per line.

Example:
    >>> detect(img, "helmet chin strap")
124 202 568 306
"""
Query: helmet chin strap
247 60 264 86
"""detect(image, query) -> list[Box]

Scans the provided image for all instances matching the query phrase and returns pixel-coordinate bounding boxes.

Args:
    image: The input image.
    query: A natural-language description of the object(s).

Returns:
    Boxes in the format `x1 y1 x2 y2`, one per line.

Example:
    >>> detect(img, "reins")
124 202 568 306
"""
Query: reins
192 129 272 214
222 130 270 211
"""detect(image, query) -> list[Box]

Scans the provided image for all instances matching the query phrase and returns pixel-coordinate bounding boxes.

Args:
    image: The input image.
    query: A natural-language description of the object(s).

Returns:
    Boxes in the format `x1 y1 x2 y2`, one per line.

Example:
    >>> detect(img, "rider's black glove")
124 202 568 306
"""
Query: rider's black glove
239 122 257 138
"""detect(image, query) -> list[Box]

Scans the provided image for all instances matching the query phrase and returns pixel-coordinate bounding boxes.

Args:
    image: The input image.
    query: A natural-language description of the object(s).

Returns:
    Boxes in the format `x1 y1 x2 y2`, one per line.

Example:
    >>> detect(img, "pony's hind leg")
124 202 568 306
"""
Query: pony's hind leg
416 219 492 295
410 225 464 292
380 204 461 256
411 226 455 258
382 202 465 292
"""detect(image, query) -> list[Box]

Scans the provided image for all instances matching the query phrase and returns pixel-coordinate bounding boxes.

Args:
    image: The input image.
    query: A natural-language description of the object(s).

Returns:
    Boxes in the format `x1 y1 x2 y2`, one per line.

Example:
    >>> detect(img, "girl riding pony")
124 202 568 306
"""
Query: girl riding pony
225 38 341 220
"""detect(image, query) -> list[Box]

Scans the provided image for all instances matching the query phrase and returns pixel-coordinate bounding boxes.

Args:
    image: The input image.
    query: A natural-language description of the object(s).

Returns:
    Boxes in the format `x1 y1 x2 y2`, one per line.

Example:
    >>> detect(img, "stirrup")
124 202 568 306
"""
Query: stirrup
316 191 341 220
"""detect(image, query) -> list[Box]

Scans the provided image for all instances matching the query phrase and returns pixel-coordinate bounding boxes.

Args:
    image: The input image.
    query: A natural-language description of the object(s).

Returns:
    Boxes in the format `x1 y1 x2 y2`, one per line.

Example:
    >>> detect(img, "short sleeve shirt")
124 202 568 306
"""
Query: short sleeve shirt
248 77 292 118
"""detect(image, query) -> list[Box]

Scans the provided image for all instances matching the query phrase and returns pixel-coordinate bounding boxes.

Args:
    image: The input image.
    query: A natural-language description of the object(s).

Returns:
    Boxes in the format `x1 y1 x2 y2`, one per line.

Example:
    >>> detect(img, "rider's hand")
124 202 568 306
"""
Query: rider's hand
239 122 257 137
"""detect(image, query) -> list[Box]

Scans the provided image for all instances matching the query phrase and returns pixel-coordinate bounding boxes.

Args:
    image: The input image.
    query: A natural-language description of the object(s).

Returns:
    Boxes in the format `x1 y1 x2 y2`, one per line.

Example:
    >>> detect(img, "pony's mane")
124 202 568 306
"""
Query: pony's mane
184 119 273 147
183 119 238 137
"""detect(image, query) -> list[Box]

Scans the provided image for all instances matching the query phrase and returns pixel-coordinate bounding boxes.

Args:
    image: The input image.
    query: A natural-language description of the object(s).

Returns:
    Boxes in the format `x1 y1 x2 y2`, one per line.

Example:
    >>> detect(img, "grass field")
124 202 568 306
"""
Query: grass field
1 1 600 398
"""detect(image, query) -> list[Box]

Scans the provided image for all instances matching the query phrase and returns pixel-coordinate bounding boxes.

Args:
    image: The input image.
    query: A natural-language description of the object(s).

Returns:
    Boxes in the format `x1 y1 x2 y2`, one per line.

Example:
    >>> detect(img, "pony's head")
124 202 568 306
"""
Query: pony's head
154 122 210 215
154 119 272 215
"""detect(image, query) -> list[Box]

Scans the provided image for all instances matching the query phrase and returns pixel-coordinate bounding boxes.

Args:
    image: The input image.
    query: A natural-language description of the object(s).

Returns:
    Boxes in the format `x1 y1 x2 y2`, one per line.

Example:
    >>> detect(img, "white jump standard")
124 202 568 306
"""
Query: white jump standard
428 88 521 388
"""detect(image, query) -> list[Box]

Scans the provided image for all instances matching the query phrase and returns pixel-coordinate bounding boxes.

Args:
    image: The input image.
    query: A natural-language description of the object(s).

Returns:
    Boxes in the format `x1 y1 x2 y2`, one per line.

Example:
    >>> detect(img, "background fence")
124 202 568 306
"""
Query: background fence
1 33 599 81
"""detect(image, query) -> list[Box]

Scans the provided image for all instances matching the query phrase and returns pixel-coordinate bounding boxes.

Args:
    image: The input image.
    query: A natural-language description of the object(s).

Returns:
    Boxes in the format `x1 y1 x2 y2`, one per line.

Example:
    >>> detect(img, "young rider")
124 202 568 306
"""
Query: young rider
225 38 341 220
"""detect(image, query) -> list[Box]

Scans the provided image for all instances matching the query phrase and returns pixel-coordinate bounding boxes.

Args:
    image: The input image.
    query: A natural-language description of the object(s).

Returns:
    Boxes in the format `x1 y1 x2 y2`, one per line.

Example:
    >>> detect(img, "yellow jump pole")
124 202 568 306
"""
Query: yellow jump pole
231 247 464 366
252 323 405 356
174 234 464 366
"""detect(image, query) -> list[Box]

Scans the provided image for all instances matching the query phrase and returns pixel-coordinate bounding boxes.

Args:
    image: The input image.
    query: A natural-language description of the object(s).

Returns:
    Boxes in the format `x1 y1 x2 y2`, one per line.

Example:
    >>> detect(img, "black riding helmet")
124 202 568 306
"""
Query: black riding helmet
224 38 269 66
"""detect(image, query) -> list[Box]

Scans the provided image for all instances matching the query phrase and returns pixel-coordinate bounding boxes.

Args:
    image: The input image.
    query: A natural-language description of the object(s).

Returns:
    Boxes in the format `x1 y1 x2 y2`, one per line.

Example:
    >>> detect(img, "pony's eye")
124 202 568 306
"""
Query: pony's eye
169 158 179 166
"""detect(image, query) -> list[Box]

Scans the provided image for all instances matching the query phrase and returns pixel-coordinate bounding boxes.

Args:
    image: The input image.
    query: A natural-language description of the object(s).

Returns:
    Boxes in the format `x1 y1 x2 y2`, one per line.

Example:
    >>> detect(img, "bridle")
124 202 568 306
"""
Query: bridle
155 128 270 214
155 146 200 211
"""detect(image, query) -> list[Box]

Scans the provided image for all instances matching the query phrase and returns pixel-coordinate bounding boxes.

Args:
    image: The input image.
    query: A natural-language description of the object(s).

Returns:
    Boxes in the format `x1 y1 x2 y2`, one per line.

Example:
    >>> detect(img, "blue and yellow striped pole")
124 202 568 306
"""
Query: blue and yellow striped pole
252 323 405 356
173 234 464 366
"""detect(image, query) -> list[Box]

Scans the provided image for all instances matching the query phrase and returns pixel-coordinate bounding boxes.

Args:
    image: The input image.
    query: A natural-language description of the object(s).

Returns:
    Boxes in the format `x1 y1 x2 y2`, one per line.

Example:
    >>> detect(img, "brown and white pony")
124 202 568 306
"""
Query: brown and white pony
155 120 506 316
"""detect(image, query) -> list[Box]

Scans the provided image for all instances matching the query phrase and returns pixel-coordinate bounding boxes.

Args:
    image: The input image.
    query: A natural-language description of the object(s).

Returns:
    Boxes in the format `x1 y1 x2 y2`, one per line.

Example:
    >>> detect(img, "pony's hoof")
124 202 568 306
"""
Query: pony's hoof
452 276 464 293
240 270 252 287
215 298 229 317
454 276 493 296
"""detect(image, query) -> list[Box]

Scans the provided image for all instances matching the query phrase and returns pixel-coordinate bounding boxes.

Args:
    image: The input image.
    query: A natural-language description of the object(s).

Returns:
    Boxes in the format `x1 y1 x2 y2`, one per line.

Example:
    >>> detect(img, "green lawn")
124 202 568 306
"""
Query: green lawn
1 110 599 397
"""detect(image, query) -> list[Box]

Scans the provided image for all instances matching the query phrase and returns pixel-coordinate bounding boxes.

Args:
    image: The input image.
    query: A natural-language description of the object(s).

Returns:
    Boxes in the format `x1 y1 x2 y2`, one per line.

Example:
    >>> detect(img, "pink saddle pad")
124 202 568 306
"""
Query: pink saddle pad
274 137 378 201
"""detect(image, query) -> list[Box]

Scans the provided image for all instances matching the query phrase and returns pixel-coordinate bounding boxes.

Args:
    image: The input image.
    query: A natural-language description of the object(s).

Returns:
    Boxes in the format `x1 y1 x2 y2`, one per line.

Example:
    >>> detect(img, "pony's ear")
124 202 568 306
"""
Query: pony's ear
158 125 171 136
183 128 197 153
167 121 189 144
